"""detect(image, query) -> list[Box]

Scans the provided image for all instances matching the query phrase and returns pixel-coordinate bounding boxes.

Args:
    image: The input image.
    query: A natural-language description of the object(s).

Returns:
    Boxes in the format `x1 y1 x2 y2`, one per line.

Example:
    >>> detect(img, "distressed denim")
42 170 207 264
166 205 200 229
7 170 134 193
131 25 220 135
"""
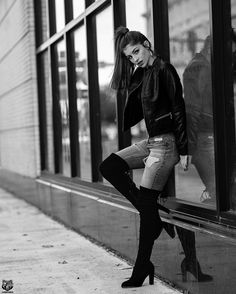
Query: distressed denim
116 133 180 191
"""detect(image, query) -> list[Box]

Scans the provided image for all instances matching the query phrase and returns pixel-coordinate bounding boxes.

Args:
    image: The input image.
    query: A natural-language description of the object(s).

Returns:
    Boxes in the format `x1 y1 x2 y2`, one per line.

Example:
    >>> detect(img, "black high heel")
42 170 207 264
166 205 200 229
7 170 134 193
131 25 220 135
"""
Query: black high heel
181 258 213 282
121 261 155 288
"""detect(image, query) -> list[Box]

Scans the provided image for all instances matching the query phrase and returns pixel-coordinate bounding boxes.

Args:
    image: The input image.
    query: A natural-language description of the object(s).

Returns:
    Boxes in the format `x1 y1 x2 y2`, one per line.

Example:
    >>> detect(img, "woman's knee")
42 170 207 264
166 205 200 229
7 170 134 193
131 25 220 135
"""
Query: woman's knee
99 153 129 177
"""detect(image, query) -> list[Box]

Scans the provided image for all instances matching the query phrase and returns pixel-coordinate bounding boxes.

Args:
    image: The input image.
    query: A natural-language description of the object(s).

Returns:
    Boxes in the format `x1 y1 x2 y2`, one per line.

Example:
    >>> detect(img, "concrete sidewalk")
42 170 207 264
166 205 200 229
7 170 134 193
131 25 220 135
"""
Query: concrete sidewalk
0 188 181 294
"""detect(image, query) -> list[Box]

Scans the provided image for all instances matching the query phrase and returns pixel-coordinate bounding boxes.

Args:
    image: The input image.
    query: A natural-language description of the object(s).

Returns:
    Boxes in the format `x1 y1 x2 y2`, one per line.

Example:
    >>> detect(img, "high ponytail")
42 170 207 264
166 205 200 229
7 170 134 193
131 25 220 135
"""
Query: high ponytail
110 27 132 90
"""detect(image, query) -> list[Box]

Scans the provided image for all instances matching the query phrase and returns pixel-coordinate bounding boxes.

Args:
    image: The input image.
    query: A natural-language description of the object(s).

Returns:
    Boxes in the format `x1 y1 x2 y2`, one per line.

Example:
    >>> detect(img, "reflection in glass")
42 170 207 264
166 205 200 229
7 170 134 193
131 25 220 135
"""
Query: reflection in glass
96 7 117 160
175 226 213 283
73 27 92 181
168 0 216 207
55 40 71 176
230 0 236 212
125 0 152 184
55 0 65 32
72 0 85 18
43 51 54 172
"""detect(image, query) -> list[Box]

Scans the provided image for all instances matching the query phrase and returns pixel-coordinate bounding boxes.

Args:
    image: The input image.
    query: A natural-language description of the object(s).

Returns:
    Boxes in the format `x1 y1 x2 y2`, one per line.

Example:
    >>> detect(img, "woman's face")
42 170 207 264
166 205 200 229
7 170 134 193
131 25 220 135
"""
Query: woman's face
123 42 154 68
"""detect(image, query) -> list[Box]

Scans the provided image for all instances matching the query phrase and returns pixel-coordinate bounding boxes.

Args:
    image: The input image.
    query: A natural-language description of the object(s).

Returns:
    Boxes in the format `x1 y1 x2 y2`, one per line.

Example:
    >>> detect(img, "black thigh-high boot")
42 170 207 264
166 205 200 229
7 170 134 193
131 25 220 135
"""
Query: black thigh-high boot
99 153 175 238
176 226 213 282
121 186 163 288
99 153 139 209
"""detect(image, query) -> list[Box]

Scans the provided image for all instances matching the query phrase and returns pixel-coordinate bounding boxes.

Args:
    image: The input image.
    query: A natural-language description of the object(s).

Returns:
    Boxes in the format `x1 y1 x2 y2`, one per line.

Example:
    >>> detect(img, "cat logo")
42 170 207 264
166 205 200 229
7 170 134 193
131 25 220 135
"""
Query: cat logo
1 280 13 293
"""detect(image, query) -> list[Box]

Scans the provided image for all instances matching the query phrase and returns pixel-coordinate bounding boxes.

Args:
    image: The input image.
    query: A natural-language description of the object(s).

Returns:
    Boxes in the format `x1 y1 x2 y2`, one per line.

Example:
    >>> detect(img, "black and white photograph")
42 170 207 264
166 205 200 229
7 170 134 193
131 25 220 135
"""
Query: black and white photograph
0 0 236 293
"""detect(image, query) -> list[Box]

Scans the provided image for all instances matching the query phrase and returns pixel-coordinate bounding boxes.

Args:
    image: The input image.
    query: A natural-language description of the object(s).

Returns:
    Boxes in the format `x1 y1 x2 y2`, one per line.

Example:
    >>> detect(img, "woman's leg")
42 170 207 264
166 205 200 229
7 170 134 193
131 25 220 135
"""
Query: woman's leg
99 140 148 210
122 134 179 288
121 186 163 288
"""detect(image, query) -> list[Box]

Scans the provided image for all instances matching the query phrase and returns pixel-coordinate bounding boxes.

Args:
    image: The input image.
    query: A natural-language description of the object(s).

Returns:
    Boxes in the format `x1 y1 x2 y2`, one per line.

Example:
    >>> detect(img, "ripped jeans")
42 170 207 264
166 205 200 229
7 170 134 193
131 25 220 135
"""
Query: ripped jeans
116 133 180 191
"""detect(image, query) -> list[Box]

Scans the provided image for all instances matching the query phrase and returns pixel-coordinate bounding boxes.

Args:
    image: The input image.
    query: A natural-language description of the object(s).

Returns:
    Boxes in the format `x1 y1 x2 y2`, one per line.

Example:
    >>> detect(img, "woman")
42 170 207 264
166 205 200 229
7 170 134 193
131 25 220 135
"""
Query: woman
99 27 188 288
183 36 215 204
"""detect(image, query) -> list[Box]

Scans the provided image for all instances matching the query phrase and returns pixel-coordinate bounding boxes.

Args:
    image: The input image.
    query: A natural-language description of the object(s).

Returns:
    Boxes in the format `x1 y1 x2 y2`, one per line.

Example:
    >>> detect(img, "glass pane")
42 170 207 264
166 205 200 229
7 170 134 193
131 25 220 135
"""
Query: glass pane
55 40 71 176
125 0 153 45
168 0 216 208
37 0 49 44
38 51 55 172
73 26 92 181
96 7 117 160
230 0 236 212
43 51 55 172
73 0 85 18
55 0 65 32
125 0 153 184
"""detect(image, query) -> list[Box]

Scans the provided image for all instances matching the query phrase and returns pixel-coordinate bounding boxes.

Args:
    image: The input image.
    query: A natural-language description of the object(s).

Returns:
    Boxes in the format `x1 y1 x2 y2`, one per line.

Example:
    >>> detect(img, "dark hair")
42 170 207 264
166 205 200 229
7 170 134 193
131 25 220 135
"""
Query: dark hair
110 26 152 90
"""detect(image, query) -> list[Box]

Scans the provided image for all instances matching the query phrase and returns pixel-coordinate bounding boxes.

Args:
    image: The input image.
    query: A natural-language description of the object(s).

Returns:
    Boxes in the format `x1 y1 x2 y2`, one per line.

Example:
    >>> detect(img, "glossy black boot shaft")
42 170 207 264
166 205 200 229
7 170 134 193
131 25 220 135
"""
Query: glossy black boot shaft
120 186 163 288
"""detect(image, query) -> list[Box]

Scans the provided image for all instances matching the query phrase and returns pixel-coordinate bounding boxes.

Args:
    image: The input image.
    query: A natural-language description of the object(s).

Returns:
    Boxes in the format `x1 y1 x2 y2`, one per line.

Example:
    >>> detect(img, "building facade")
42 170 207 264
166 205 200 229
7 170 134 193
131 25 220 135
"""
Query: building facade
0 0 236 293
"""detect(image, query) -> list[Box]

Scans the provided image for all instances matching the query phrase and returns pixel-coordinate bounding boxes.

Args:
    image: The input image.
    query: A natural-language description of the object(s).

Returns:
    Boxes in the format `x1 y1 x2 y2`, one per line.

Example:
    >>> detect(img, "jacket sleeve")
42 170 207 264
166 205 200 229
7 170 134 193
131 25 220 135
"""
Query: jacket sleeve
160 63 188 155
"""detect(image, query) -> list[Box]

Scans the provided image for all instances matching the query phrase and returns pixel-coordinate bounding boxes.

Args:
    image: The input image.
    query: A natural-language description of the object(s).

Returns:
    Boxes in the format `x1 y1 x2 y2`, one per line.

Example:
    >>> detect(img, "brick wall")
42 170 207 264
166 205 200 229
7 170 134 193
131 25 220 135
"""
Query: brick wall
0 0 40 177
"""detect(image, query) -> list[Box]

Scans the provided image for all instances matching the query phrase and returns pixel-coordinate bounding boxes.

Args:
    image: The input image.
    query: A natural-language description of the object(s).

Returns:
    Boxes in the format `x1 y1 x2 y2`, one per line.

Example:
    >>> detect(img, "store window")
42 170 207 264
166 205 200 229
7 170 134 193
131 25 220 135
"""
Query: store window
36 0 49 45
73 26 92 181
168 0 216 208
55 0 65 32
72 0 85 18
53 40 71 176
230 0 236 212
96 7 117 160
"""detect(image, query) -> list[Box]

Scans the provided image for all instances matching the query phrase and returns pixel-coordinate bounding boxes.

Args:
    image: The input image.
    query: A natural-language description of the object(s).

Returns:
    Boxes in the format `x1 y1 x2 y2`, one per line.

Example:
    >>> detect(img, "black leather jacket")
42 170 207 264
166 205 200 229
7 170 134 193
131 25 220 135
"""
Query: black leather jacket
123 57 188 155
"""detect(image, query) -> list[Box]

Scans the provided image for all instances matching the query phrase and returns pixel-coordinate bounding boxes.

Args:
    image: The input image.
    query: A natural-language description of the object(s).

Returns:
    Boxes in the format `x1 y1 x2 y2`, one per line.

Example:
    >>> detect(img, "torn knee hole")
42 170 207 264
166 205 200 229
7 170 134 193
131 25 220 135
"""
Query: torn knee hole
143 156 160 167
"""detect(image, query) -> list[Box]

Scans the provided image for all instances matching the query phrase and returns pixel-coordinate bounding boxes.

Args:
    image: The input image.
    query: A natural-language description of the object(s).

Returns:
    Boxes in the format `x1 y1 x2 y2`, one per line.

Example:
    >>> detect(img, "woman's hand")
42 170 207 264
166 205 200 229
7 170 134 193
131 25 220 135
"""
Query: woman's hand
180 155 190 171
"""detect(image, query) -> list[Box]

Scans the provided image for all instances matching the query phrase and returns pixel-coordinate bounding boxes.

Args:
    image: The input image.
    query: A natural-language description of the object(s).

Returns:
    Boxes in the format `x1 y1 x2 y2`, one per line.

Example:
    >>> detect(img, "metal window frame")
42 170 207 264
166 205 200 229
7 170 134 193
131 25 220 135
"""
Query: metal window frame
65 28 81 177
36 53 48 171
111 0 131 150
210 0 230 214
86 14 102 182
50 41 63 174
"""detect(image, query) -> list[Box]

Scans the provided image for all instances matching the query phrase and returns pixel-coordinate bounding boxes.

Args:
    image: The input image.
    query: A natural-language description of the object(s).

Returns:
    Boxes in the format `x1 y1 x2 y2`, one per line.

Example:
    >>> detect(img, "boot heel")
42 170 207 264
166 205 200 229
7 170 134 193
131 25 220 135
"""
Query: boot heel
149 266 154 285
